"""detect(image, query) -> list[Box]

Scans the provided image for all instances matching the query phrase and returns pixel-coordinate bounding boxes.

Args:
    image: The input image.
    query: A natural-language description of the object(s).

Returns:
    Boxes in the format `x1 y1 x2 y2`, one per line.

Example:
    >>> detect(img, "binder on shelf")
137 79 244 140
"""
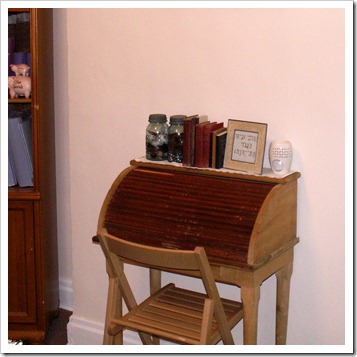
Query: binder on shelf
8 144 17 186
8 110 33 187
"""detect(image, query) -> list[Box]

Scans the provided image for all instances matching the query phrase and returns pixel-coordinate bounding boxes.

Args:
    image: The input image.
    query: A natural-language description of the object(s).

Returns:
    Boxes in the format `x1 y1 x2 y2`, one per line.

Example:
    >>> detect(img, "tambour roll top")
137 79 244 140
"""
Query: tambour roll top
98 161 299 267
105 168 275 263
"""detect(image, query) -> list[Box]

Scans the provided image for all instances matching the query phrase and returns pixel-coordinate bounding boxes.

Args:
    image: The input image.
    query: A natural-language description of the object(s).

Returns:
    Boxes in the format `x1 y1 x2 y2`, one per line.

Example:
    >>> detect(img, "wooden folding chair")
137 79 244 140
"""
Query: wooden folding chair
98 229 243 345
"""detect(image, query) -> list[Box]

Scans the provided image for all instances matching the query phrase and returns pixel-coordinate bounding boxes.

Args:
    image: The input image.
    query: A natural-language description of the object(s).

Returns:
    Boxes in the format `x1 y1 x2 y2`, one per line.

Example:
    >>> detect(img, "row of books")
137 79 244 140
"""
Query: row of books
8 109 34 187
183 115 227 169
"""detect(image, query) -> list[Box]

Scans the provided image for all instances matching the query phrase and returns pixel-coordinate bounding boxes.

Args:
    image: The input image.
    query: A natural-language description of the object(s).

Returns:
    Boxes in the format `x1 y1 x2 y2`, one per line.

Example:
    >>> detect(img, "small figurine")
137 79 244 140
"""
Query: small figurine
8 76 31 99
9 63 30 76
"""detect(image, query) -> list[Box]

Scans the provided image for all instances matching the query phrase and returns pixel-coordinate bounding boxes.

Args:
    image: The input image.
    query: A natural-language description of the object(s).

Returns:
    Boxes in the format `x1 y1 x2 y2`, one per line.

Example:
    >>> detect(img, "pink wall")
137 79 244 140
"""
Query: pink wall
52 6 350 347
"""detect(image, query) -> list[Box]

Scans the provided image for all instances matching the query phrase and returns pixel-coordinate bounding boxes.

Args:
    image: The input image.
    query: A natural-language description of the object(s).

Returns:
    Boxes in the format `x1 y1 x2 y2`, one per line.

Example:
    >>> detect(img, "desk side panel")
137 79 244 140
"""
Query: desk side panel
248 180 298 265
97 166 135 233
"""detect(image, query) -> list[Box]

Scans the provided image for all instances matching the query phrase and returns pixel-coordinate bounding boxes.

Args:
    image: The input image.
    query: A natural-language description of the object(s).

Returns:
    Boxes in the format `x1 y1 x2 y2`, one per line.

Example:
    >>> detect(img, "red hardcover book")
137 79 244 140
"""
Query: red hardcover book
201 122 224 168
183 115 199 166
194 121 211 167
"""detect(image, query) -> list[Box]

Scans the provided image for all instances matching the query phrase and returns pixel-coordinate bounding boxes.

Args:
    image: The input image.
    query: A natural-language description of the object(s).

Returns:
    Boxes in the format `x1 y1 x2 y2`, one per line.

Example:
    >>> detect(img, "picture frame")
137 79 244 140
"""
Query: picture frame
223 119 268 174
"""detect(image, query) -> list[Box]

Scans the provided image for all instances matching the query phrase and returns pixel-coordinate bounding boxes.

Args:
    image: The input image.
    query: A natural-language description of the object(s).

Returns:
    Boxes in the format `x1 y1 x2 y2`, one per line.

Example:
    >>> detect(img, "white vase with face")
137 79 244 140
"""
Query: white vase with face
269 140 293 176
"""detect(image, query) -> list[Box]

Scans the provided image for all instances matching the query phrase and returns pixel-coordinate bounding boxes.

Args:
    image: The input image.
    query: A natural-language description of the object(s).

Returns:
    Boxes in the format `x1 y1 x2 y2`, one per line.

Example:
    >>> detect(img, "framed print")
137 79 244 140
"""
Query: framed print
223 119 267 174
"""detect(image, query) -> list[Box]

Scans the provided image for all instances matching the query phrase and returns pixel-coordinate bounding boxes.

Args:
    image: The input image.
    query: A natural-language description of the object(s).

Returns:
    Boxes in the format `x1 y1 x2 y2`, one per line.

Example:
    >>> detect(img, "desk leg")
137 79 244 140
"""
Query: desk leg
275 262 293 345
241 286 260 345
150 269 162 345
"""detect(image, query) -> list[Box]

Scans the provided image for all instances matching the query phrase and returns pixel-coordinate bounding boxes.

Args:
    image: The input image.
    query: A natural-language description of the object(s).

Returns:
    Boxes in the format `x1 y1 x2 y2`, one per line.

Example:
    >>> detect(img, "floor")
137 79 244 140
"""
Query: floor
44 309 72 345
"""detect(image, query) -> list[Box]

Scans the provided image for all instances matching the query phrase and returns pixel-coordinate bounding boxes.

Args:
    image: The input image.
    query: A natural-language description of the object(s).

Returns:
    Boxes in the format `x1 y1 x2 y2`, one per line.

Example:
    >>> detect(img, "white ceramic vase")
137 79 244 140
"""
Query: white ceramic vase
269 140 293 176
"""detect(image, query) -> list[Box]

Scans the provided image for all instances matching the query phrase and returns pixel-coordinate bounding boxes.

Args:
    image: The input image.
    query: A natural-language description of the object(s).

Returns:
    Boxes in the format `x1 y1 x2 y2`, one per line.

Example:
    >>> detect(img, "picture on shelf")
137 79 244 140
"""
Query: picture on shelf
223 119 267 174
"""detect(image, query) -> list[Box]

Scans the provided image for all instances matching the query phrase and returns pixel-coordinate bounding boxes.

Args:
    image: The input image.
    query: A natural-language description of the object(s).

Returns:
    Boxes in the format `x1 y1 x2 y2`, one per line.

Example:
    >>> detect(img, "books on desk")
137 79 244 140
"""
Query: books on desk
211 127 227 169
183 115 226 169
194 121 211 168
8 109 33 187
202 122 224 168
183 115 199 167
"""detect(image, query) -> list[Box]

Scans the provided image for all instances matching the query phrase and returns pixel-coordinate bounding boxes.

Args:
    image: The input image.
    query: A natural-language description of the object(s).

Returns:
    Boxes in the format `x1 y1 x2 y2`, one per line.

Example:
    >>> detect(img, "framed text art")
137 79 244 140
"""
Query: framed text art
223 119 267 174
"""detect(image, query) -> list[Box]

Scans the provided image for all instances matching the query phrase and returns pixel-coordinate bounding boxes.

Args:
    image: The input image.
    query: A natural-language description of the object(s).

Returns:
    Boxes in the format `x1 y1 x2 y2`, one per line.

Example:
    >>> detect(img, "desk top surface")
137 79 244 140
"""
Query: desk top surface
131 157 301 184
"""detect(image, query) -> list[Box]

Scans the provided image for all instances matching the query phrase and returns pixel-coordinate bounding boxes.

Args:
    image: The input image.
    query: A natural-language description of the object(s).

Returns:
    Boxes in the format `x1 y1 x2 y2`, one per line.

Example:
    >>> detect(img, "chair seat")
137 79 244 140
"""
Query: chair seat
109 283 243 345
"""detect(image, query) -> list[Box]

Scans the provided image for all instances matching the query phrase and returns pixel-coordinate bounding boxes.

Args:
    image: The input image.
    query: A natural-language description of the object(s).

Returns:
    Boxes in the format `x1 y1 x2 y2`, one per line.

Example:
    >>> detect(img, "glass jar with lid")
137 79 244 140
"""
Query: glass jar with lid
168 115 186 163
146 114 168 161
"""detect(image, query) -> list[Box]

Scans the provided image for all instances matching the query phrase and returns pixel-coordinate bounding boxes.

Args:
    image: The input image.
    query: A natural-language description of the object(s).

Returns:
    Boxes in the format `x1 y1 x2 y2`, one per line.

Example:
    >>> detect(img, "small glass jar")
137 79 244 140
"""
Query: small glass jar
168 115 186 163
146 114 168 161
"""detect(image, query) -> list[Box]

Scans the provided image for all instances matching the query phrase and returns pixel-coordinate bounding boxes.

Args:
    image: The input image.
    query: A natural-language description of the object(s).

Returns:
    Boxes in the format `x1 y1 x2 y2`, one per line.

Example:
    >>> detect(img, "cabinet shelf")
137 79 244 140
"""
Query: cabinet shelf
8 98 32 104
9 8 30 12
8 186 40 201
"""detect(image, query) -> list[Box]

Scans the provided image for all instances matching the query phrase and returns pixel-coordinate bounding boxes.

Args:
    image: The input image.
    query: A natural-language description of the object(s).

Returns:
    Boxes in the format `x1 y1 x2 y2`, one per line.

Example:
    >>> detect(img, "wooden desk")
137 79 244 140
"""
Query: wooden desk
95 159 300 344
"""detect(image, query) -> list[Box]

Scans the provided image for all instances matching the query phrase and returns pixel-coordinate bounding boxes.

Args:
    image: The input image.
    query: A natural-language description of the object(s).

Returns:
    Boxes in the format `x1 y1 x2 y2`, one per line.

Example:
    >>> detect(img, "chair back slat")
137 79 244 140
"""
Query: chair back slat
102 231 201 271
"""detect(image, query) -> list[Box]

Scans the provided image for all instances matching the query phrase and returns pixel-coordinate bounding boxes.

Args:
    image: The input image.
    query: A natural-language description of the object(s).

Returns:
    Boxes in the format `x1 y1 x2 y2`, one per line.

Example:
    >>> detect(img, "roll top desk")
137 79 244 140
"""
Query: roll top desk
95 158 300 344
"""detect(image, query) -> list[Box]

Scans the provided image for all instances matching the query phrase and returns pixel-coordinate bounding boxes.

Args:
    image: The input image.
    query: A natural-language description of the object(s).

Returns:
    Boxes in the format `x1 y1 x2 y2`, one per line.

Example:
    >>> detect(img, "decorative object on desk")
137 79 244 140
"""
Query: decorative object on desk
224 119 267 174
9 63 30 76
168 115 186 163
146 114 168 161
8 76 31 99
269 140 293 176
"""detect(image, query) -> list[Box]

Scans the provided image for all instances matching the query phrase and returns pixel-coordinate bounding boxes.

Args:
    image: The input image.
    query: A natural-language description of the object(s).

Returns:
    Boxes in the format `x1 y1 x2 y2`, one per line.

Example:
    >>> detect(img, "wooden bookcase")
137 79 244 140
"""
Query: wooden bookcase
8 8 59 343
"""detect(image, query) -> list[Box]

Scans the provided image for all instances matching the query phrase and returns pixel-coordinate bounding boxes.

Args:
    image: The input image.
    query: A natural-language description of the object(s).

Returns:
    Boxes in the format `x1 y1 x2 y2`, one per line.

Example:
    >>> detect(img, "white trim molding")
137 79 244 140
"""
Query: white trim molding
67 315 104 345
67 315 144 345
59 278 74 311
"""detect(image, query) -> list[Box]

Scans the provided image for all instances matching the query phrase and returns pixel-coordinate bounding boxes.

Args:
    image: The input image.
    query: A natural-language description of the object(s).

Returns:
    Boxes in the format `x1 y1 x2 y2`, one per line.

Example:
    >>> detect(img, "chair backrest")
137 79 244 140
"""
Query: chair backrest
98 228 232 342
101 230 203 271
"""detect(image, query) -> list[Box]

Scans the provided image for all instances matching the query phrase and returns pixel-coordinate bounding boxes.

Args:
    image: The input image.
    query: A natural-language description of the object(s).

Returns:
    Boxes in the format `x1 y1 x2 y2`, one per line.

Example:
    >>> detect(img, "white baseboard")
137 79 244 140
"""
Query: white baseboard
67 315 104 345
123 331 142 345
59 278 74 311
67 315 144 345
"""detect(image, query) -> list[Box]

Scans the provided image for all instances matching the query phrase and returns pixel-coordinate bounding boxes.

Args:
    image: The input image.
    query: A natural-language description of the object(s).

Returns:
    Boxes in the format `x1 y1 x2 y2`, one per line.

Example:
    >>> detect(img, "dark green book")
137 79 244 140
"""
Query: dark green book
211 127 227 169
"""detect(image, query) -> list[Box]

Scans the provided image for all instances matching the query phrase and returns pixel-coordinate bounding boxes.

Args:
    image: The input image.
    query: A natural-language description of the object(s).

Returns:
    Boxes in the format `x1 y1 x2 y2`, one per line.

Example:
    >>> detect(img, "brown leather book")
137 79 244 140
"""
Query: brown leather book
201 122 224 168
183 115 199 166
194 121 211 167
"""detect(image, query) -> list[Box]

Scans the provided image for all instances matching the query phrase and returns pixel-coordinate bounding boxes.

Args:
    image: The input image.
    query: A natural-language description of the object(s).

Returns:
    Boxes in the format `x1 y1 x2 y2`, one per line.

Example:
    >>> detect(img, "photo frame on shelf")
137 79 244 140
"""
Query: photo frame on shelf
223 119 267 174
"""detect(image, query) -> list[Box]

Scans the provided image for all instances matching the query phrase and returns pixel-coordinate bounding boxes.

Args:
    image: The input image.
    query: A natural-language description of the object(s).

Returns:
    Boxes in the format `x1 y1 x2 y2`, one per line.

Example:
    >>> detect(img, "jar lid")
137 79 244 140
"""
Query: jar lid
169 115 187 124
149 114 167 123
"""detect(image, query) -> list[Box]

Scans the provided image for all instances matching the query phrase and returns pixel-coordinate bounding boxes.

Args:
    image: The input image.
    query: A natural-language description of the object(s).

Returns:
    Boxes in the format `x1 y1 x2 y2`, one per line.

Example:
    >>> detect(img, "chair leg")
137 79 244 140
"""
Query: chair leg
104 275 122 344
150 268 161 344
200 299 214 344
139 332 155 345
